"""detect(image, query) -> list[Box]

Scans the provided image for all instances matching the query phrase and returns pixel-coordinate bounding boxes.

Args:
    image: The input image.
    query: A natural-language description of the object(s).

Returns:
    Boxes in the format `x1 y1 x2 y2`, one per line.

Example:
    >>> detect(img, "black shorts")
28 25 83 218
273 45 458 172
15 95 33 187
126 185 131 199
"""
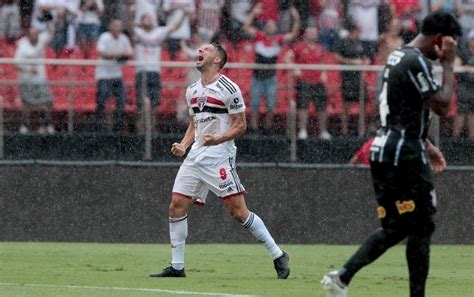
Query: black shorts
296 81 327 110
370 160 436 230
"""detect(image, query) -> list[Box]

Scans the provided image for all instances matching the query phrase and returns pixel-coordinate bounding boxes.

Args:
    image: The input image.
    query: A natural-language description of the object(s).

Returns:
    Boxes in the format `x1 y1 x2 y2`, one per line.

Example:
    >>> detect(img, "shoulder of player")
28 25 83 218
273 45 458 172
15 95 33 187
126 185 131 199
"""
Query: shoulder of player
216 75 240 95
400 50 433 70
186 80 199 91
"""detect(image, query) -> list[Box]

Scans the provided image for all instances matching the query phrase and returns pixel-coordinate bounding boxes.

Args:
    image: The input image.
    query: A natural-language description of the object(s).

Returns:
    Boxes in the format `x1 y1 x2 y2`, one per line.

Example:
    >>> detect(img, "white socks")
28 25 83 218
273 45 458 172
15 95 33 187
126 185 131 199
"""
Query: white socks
170 215 188 270
242 212 283 260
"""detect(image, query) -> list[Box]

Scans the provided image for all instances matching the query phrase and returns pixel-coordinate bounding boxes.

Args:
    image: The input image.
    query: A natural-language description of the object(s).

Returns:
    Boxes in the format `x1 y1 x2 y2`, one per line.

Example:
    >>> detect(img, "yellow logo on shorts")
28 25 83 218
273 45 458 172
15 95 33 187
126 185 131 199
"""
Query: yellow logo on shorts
396 200 416 215
377 206 386 219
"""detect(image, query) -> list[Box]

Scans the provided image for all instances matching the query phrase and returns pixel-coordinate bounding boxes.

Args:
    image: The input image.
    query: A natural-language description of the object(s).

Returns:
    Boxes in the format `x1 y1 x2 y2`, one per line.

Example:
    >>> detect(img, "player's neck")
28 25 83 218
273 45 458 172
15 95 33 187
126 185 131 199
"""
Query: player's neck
201 71 221 86
408 35 432 56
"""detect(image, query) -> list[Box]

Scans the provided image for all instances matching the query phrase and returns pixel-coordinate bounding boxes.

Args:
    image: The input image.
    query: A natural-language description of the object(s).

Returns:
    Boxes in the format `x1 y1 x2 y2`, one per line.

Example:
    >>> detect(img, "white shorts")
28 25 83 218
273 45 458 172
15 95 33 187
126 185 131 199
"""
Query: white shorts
172 156 246 205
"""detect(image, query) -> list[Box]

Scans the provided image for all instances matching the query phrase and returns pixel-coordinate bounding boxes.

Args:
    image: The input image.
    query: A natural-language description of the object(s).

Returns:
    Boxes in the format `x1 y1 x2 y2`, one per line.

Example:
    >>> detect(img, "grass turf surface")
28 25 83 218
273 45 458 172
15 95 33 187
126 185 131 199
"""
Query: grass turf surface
0 243 472 297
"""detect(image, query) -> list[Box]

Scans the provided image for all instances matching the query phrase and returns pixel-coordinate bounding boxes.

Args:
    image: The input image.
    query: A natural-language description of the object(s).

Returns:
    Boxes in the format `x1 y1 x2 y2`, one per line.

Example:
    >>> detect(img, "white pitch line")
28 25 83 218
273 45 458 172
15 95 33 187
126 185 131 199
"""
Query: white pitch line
0 282 257 297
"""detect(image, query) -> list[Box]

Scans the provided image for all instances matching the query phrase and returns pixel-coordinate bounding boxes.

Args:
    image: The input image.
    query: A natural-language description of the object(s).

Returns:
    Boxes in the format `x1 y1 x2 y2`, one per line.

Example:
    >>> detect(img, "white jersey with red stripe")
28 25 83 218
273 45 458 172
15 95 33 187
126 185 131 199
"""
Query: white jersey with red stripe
186 74 246 161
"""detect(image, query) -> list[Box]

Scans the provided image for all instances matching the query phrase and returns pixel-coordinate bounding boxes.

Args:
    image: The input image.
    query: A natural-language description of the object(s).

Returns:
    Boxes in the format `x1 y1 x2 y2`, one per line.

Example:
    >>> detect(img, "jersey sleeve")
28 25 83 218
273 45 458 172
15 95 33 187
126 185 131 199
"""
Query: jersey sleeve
225 85 246 115
185 84 195 116
405 55 440 101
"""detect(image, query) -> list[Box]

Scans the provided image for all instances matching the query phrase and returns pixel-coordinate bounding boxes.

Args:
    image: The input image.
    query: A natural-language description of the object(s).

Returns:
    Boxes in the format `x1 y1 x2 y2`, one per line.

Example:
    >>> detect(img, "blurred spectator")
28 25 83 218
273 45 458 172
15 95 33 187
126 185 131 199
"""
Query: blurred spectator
453 30 474 140
221 0 253 43
77 0 104 59
134 11 187 133
458 0 474 44
334 21 370 136
196 0 224 43
376 17 403 65
244 4 300 134
95 19 133 133
285 26 331 140
375 17 403 96
31 0 58 32
431 0 459 15
348 136 374 165
0 0 22 43
255 0 280 28
316 0 343 52
134 0 161 27
162 0 195 59
31 0 80 56
347 0 383 61
416 0 431 22
390 0 420 43
178 33 202 123
14 25 55 135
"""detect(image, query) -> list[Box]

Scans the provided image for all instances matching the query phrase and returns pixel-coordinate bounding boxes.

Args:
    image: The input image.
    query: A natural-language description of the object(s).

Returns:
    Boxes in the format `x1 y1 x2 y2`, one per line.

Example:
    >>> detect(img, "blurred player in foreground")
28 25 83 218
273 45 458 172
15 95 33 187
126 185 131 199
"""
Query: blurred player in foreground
322 12 462 297
150 43 290 279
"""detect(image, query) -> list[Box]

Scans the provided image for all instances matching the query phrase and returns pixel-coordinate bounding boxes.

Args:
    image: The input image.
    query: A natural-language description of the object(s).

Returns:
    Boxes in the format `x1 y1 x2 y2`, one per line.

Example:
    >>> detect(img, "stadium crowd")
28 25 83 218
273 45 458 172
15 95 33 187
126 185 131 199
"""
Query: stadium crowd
0 0 473 139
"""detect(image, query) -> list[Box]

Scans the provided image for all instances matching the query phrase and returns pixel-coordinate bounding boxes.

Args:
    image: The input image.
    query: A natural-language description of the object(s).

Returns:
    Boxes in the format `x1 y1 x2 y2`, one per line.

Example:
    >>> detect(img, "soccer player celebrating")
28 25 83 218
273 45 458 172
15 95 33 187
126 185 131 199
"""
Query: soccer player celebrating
150 43 290 279
321 12 461 297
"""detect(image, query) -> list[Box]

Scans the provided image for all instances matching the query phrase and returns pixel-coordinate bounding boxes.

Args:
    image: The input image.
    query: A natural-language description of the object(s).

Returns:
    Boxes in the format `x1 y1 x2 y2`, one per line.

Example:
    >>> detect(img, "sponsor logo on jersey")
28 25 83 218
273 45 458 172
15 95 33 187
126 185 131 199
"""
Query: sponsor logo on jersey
227 187 234 193
230 97 243 110
195 116 216 124
197 96 207 111
216 83 224 91
219 180 234 189
396 200 416 215
377 206 386 219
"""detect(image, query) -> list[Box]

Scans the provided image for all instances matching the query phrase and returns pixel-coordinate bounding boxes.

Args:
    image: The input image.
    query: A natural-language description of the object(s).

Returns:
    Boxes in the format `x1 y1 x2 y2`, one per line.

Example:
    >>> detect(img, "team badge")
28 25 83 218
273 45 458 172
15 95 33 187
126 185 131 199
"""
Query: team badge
197 97 207 111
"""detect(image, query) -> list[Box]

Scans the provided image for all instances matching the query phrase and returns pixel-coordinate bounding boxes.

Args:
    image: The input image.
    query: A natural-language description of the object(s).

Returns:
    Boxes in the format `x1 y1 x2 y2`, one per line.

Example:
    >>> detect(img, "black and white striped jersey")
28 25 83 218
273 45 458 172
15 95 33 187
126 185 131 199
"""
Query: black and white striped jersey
370 46 440 165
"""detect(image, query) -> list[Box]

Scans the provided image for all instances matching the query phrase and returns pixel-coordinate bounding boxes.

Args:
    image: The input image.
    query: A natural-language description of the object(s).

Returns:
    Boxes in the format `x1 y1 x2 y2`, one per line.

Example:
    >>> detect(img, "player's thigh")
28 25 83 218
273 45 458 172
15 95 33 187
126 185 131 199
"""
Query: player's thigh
371 161 435 230
198 157 246 200
172 160 210 204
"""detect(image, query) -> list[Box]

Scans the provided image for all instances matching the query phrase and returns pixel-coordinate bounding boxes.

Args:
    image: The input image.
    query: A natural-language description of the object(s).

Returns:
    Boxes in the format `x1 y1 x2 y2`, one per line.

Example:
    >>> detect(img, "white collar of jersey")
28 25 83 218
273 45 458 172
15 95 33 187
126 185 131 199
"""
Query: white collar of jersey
199 74 223 92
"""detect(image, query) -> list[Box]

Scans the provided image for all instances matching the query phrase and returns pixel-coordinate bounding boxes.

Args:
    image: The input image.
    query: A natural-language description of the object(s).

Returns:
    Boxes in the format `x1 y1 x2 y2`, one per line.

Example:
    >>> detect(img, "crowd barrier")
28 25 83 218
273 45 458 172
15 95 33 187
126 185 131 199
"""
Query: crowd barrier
1 54 472 161
0 162 472 244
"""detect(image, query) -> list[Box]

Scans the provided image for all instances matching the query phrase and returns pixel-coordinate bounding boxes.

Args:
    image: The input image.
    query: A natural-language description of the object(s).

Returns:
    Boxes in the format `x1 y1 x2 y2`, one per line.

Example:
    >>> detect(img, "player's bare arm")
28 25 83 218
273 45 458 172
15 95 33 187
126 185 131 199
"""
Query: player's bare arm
425 139 447 174
203 112 247 146
171 116 195 157
426 36 457 116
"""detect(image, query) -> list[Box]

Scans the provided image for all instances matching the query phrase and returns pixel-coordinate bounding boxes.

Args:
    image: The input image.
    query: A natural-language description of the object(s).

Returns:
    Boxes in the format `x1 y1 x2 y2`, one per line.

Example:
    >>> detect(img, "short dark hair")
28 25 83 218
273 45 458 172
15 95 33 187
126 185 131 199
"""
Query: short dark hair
421 12 462 37
211 43 227 69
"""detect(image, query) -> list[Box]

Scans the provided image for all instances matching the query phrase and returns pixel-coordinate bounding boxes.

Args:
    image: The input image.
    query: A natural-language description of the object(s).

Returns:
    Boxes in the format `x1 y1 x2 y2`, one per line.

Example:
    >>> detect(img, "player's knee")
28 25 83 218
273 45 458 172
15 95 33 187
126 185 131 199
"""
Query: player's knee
168 198 189 217
228 208 248 223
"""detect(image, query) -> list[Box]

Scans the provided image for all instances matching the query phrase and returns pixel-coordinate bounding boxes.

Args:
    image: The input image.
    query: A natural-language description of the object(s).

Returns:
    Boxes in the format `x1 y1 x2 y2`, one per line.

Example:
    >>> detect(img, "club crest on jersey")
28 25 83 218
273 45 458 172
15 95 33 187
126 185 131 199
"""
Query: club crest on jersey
197 97 207 111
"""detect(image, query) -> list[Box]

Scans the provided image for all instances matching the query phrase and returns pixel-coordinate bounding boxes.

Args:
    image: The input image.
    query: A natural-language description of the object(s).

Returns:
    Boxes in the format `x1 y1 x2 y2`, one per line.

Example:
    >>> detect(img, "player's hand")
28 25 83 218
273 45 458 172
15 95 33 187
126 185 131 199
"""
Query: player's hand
426 143 447 174
171 142 186 157
435 36 458 66
202 134 220 146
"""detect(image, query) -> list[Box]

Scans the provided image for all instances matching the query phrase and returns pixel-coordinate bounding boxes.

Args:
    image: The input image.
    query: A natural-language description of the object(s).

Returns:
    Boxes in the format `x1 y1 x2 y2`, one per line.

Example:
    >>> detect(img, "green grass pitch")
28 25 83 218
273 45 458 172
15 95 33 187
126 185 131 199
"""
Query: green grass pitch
0 243 472 297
